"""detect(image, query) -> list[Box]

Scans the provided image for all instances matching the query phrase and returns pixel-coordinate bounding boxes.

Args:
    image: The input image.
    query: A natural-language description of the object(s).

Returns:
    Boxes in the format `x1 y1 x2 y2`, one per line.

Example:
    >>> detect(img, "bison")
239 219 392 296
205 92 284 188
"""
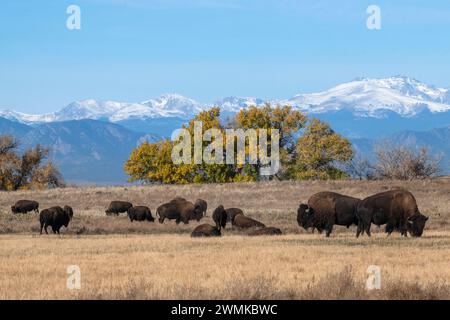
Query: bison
191 224 221 237
297 192 360 237
157 198 202 224
247 227 282 236
232 214 265 229
194 199 208 217
225 208 244 223
11 200 39 214
39 206 73 235
127 206 155 222
356 189 428 237
212 205 227 230
105 201 133 216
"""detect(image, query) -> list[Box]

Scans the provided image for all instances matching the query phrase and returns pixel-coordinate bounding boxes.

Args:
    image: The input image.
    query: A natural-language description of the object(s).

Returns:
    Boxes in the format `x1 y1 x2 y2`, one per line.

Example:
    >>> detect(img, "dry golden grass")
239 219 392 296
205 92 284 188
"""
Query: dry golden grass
0 178 449 299
1 232 450 299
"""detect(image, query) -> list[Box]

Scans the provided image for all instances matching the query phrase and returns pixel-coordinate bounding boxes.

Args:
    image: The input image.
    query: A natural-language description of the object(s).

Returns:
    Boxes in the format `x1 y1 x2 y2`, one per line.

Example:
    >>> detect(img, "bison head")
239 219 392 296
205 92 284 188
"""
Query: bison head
11 205 16 213
407 214 428 237
297 204 314 230
147 213 155 222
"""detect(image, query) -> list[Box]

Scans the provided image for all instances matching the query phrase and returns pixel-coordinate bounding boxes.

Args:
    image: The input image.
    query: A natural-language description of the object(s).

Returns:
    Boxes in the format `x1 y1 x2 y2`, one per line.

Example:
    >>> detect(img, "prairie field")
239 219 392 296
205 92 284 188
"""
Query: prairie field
0 178 449 299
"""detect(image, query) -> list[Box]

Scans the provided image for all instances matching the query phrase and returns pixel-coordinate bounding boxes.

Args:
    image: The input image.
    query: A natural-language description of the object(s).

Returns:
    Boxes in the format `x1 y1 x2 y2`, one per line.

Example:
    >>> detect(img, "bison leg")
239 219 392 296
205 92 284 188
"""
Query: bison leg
356 222 363 238
364 224 372 237
44 224 49 235
325 224 334 237
40 223 44 235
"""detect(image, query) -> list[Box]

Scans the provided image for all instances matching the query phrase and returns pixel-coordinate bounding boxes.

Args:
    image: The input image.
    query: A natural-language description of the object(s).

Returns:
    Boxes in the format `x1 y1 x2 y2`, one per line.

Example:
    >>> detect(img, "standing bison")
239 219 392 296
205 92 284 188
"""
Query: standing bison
297 192 360 237
11 200 39 214
39 206 74 235
356 189 428 237
232 214 265 229
212 205 227 230
127 206 155 222
157 198 203 224
105 201 133 216
191 224 221 237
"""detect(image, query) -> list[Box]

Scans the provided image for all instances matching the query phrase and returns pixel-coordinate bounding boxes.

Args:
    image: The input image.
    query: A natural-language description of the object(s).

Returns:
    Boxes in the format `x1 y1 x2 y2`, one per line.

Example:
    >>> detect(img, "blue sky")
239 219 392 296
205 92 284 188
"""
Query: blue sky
1 0 449 113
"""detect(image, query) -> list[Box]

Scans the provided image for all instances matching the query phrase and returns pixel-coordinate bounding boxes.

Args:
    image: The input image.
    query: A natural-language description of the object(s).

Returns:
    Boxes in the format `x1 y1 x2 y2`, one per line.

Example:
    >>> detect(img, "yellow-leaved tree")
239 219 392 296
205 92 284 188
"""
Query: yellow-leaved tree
235 104 307 179
292 118 353 180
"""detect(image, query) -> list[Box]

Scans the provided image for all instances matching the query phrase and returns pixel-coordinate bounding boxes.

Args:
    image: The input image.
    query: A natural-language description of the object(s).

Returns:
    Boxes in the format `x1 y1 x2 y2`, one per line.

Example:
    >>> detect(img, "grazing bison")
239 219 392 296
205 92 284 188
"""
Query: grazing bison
297 192 360 237
225 208 244 223
11 200 39 214
39 206 73 235
105 201 133 216
191 224 221 237
356 189 428 237
194 199 208 217
212 205 227 230
156 199 202 224
127 206 155 222
232 214 265 229
247 227 282 236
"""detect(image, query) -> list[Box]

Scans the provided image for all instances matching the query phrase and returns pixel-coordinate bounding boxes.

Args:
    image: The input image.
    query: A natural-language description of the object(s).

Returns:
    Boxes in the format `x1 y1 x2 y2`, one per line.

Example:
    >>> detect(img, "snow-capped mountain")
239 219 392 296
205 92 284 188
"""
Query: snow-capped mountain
0 94 204 125
1 77 449 125
279 76 450 116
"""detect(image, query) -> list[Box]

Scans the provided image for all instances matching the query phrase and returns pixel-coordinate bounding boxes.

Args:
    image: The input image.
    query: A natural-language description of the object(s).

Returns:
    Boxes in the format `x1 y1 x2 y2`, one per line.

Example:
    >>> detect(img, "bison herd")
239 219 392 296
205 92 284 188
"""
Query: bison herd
8 188 429 238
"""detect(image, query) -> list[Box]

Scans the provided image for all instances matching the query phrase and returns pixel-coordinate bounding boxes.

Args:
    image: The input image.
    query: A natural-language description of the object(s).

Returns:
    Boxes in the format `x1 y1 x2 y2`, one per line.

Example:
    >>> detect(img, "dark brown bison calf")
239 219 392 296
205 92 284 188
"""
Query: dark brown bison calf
191 224 221 237
105 201 133 216
127 206 155 222
11 200 39 214
232 214 265 229
39 206 74 235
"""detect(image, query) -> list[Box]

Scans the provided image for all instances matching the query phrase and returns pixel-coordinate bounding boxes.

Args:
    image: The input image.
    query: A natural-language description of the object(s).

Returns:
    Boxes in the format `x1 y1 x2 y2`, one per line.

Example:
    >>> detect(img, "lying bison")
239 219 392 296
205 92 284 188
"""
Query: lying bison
247 227 282 236
127 206 155 222
157 198 203 224
191 224 221 237
194 199 208 217
225 208 244 223
11 200 39 214
212 205 227 230
297 192 360 237
39 206 74 234
232 214 265 229
356 189 428 237
105 201 133 216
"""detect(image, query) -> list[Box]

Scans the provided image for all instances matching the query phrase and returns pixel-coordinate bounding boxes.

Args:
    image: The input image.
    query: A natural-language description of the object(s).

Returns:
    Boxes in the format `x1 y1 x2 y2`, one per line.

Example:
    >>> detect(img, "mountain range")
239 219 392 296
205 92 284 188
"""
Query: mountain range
1 76 448 183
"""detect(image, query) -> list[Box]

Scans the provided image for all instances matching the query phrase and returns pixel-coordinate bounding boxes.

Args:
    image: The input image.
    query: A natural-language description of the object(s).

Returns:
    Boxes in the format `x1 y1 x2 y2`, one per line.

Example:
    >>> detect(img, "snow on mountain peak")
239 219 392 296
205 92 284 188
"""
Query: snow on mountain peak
1 77 449 124
281 76 450 116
